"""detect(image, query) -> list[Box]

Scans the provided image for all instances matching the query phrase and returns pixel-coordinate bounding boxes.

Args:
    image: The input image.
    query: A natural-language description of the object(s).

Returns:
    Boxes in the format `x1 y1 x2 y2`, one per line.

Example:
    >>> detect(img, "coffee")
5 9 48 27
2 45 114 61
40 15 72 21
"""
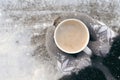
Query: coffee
54 19 90 54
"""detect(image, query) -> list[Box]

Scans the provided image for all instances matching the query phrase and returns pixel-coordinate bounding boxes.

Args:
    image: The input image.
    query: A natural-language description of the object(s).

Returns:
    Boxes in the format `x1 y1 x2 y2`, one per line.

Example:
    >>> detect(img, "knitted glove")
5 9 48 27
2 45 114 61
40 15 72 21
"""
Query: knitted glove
46 12 118 74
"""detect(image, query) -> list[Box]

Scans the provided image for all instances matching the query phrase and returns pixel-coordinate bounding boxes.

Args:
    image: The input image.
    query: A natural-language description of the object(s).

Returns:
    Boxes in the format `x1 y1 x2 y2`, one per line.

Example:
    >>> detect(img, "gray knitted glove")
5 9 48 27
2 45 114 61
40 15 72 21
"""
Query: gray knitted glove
46 12 118 74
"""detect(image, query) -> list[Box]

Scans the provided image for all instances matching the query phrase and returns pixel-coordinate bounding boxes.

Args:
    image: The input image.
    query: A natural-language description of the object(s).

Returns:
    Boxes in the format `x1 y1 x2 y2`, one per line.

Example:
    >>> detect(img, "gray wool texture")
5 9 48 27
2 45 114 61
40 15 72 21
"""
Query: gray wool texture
46 12 118 74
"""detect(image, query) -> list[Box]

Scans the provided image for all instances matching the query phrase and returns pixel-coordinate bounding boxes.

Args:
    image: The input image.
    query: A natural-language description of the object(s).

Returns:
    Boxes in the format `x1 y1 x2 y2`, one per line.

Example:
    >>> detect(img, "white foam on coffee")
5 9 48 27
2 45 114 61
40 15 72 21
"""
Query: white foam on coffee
55 19 89 53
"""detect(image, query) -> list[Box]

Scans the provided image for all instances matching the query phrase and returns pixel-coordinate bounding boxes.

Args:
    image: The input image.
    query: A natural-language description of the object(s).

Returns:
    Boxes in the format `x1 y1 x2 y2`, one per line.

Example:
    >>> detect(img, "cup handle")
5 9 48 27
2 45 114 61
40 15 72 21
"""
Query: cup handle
83 46 92 56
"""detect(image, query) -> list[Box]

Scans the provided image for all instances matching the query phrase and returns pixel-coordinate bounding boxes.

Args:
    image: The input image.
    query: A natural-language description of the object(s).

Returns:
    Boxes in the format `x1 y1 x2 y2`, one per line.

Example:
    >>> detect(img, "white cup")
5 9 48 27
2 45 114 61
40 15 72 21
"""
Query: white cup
54 19 92 55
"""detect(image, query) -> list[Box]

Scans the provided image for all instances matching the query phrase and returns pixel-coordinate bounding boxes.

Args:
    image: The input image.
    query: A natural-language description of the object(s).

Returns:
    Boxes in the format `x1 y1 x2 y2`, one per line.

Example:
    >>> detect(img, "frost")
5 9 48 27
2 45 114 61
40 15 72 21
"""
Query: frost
0 0 120 80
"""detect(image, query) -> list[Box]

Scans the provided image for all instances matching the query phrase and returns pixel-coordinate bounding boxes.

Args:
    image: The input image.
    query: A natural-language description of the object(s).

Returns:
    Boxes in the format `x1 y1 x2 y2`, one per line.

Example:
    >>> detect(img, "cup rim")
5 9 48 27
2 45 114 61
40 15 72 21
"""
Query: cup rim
54 19 90 54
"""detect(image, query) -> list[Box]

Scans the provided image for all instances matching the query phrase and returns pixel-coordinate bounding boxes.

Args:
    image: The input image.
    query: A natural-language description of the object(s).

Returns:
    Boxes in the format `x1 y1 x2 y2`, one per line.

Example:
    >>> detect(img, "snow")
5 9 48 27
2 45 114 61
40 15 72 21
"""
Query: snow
0 29 35 80
0 0 120 80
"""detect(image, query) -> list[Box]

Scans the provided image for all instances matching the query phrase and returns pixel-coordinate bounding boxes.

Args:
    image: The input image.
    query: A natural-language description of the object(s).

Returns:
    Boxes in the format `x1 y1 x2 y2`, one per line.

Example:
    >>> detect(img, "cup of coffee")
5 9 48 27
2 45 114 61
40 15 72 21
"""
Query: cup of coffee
54 19 92 55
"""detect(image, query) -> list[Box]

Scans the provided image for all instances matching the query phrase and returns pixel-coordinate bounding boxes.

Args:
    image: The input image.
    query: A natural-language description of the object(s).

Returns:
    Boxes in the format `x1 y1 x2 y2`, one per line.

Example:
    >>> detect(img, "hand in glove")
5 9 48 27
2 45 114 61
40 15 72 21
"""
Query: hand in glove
46 12 118 74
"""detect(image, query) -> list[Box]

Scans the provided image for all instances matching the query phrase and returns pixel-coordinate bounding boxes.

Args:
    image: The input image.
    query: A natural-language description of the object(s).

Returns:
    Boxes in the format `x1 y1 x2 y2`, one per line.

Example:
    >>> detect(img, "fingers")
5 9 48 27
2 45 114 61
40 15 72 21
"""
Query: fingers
88 41 110 57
